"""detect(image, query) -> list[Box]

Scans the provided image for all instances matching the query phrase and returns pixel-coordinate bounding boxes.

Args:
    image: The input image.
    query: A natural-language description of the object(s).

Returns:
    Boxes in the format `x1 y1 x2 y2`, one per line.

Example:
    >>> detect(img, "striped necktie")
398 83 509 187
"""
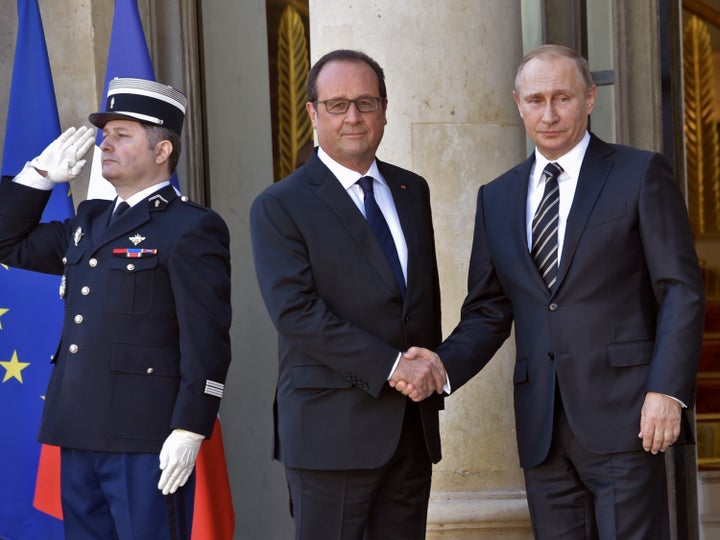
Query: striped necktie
531 162 563 289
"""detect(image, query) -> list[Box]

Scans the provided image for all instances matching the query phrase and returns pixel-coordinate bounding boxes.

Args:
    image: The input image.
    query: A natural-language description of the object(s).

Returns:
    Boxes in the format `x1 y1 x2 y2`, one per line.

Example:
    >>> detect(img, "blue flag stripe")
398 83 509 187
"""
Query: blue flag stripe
0 0 70 538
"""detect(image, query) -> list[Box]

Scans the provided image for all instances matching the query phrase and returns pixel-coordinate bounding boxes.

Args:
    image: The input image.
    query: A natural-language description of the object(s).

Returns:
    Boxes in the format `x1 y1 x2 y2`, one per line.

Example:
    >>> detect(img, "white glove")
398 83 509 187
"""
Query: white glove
158 428 204 495
29 126 95 183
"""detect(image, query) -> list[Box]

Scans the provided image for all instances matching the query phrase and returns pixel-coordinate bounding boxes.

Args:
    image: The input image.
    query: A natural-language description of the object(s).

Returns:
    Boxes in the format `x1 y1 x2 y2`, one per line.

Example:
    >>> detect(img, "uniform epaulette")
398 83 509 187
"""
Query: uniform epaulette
178 195 212 212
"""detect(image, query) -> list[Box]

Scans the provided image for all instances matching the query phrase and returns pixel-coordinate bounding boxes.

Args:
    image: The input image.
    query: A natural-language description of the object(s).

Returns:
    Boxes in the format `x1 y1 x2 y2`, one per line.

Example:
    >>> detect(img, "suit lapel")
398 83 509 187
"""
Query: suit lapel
89 201 115 244
509 157 547 290
555 135 614 294
308 155 402 298
382 164 414 304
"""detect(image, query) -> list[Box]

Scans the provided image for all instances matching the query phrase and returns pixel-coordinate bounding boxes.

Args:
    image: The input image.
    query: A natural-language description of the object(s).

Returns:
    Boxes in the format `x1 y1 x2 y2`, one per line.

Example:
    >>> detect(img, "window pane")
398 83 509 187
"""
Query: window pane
591 84 616 143
587 0 614 71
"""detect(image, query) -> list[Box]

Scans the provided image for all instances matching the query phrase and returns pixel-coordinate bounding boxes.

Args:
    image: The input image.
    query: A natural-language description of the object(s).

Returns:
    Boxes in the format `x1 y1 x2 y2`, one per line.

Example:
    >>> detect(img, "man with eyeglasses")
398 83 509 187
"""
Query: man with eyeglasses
250 49 446 539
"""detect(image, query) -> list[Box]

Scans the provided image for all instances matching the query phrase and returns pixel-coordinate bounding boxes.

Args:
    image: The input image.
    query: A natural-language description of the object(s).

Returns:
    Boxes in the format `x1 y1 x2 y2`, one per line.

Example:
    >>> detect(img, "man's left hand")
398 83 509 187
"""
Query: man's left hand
638 391 682 454
157 428 204 495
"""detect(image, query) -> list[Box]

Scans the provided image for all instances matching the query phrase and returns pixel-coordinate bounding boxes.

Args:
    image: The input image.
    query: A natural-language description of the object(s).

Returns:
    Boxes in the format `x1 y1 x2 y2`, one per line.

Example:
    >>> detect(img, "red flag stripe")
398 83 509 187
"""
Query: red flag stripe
32 444 62 519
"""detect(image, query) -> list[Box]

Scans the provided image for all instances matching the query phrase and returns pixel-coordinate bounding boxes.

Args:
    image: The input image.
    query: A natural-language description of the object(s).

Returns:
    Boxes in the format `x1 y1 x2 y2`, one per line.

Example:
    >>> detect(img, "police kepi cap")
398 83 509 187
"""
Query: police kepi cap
88 77 187 136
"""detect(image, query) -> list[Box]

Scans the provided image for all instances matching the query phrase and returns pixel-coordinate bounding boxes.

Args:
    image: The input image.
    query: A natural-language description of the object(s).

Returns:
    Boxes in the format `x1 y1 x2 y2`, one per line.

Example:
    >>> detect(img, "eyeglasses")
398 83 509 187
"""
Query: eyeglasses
313 97 384 114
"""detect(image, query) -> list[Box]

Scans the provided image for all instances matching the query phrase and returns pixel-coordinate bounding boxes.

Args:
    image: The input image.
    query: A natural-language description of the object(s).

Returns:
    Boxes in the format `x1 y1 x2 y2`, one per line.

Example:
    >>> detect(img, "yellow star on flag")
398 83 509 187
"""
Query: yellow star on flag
0 307 8 329
1 350 30 383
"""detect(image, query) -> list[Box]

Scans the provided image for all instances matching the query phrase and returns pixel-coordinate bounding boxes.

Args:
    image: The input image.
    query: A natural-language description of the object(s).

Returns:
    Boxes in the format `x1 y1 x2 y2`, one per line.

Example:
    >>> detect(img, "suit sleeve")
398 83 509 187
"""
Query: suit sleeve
167 209 232 437
639 153 705 405
437 185 514 390
250 191 401 398
0 177 69 275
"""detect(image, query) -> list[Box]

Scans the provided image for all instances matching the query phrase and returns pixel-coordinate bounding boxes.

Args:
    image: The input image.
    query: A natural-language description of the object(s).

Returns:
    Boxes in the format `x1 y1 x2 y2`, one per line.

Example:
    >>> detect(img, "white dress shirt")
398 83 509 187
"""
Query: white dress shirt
317 146 408 283
526 132 590 261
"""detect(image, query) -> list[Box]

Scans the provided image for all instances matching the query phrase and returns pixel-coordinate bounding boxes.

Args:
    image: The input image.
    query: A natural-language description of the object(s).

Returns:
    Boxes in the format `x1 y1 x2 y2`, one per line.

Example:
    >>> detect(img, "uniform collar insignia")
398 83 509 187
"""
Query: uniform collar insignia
148 193 169 208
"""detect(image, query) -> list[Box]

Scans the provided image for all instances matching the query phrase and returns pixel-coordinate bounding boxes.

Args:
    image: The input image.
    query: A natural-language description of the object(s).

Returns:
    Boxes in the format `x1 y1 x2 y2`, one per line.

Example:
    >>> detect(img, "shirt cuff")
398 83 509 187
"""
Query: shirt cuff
13 162 55 190
664 393 687 408
388 352 402 380
387 352 452 394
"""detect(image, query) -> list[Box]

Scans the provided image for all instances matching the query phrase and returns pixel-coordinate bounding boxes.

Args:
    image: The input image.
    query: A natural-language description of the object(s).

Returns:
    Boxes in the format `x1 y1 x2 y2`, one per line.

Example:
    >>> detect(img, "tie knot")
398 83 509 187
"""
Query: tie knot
358 176 374 195
543 162 563 182
113 201 130 216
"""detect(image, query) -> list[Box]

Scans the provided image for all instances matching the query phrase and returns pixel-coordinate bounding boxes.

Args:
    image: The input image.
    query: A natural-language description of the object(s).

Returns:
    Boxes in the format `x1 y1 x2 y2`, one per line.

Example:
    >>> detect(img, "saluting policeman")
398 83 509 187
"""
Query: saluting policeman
0 78 232 540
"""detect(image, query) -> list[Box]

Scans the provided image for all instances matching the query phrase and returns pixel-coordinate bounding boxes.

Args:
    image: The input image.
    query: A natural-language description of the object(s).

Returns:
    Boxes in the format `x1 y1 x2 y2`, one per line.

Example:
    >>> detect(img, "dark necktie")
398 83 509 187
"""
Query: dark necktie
531 162 563 289
357 176 406 298
109 201 130 225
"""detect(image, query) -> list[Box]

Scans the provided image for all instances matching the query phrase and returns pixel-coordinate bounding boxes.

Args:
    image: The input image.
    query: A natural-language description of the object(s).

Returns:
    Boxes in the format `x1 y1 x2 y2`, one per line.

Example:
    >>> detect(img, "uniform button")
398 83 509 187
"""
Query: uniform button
81 286 90 295
181 195 189 202
127 263 135 271
62 256 67 265
68 344 78 354
89 258 98 267
146 367 154 375
74 314 84 324
549 303 558 311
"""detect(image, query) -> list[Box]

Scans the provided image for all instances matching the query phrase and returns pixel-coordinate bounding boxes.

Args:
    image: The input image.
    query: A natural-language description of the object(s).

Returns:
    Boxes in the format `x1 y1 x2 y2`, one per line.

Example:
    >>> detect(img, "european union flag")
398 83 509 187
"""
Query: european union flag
0 0 72 538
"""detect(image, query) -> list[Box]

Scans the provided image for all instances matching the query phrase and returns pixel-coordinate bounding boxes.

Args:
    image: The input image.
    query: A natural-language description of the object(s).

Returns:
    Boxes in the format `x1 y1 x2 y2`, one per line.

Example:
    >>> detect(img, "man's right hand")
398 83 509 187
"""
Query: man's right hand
390 347 446 401
30 126 95 183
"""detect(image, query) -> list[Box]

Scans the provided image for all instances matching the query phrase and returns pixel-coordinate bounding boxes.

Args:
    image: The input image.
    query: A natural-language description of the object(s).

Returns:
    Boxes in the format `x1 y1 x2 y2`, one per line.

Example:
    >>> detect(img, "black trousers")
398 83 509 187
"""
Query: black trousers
524 391 669 540
285 401 432 540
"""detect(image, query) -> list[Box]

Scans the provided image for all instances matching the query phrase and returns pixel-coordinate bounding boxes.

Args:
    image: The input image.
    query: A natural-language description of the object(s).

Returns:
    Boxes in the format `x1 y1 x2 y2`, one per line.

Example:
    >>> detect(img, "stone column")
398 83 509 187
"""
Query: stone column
309 1 531 537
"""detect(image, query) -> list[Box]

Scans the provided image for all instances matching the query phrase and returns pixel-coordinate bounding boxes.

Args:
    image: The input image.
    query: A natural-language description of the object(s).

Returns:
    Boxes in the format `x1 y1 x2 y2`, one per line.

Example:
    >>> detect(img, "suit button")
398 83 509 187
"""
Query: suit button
81 286 90 295
146 367 154 375
68 344 78 354
74 314 84 324
88 258 98 267
548 303 558 311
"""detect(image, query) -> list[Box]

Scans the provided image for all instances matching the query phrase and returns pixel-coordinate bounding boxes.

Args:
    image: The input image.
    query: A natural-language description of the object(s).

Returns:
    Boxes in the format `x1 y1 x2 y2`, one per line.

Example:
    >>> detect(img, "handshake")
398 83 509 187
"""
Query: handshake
389 347 447 402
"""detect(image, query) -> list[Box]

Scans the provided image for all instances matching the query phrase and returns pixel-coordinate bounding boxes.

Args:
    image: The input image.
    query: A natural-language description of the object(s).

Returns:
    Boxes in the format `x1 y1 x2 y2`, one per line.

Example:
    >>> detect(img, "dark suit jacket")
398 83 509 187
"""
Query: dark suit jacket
250 150 443 470
0 179 232 453
438 134 705 468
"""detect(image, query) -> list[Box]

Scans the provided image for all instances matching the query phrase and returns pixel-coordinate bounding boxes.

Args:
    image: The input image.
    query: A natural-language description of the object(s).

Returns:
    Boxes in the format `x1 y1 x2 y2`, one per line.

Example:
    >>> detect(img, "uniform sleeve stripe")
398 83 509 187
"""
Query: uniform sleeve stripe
204 380 224 398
